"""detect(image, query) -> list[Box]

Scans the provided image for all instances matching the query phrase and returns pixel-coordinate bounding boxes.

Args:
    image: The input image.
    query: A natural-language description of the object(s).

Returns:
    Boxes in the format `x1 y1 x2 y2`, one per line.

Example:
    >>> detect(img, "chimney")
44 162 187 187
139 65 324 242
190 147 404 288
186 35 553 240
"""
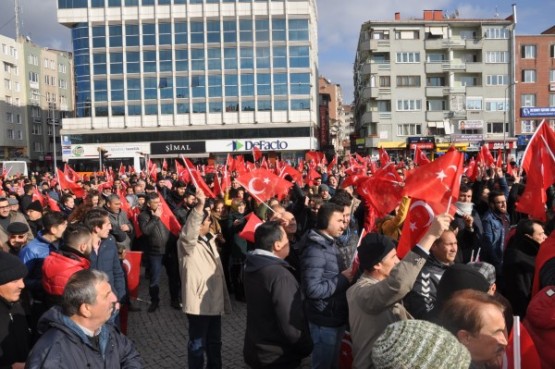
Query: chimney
394 12 401 21
423 10 433 20
433 10 444 20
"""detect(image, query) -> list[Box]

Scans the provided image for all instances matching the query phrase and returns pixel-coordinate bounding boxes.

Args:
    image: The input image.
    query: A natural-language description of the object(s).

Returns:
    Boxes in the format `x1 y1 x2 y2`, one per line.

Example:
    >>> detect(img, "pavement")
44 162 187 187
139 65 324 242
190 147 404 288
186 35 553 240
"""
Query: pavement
127 269 311 368
127 269 247 368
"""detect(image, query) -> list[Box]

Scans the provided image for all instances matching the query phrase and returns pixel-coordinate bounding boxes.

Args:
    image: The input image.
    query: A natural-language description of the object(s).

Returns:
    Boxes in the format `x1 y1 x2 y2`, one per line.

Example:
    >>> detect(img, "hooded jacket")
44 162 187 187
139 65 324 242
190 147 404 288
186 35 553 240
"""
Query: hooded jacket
523 286 555 369
300 229 350 327
243 251 312 368
25 306 142 369
42 247 90 297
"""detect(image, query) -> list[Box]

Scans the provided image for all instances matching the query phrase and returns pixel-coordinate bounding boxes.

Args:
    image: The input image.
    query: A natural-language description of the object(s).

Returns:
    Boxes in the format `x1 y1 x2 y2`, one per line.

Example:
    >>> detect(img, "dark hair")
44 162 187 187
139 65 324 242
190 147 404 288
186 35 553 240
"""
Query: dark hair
61 269 109 316
146 192 160 202
24 184 34 193
202 209 211 224
61 194 74 205
438 289 504 337
516 219 542 237
330 189 353 208
83 208 109 231
488 190 505 204
42 212 67 234
63 224 92 250
459 184 472 194
316 202 345 230
254 221 283 252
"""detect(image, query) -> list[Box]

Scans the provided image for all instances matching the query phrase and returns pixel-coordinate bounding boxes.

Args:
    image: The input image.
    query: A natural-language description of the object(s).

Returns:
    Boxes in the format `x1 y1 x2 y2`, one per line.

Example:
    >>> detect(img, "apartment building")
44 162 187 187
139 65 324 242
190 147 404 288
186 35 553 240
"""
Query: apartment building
56 0 318 168
0 35 26 160
354 10 516 156
514 28 555 153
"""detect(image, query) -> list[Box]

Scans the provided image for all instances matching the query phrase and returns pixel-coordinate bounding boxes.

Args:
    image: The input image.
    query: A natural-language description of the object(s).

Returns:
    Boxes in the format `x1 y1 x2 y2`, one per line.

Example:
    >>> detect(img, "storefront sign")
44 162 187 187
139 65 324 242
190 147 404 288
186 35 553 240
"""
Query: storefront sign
407 136 435 150
150 141 206 155
206 137 312 153
520 107 555 118
451 134 483 143
486 142 516 150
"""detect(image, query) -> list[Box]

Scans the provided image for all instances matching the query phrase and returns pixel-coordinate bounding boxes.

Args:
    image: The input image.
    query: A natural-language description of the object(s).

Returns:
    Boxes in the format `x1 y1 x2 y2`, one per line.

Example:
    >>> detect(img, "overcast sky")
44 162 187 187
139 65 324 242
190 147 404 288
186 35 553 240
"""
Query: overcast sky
1 0 554 103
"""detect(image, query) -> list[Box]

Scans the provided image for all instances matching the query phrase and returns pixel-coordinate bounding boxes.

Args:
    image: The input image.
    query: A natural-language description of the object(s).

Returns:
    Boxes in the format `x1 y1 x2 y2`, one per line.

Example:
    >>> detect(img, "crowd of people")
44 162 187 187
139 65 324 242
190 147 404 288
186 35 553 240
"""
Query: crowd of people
0 152 554 369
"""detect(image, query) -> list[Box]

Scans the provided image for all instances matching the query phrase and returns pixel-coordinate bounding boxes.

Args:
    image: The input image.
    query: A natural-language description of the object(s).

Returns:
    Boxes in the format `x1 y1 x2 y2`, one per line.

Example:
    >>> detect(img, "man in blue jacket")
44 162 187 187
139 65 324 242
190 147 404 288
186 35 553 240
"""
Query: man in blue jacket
25 269 142 368
300 202 353 369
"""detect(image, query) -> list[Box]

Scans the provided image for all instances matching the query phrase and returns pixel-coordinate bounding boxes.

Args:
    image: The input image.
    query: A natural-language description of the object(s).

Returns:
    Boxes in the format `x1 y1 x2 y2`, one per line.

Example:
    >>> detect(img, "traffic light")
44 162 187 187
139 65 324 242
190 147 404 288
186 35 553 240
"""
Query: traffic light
97 147 110 171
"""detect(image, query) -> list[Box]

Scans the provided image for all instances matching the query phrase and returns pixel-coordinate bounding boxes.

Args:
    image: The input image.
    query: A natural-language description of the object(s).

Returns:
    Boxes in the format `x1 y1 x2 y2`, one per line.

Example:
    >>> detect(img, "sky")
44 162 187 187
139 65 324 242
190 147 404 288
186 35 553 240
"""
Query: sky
1 0 554 103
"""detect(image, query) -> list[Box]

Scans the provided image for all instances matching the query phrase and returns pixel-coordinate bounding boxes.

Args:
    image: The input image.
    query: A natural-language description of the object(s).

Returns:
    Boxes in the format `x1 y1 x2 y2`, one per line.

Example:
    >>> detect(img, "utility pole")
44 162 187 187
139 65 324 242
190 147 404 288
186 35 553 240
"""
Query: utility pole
14 0 22 40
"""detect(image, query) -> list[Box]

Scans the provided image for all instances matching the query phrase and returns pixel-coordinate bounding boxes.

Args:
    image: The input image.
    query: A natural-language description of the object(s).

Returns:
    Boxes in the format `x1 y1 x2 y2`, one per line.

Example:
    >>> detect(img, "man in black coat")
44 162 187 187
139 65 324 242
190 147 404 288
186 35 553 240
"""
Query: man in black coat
503 219 547 317
243 221 312 368
0 251 31 369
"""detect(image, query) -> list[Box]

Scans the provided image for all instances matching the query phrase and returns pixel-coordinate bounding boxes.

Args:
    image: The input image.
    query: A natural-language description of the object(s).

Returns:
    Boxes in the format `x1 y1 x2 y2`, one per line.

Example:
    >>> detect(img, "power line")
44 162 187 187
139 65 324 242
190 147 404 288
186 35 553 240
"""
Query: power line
0 15 15 33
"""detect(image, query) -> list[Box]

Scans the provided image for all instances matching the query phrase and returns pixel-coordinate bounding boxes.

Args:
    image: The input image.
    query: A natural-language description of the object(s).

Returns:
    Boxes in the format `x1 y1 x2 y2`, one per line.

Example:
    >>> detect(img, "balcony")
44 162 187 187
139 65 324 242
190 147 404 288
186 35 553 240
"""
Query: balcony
444 86 466 94
425 62 444 73
442 62 466 70
362 87 376 99
465 63 483 73
424 39 445 49
360 62 372 75
369 39 391 50
361 111 378 123
426 111 446 121
425 87 446 97
465 38 483 49
442 38 466 48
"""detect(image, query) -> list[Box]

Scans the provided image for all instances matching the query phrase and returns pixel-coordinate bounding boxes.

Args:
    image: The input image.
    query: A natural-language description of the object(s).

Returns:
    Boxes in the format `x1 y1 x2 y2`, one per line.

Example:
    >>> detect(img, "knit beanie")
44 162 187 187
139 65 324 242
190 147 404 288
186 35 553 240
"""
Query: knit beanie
372 320 471 369
436 263 490 308
358 233 396 271
0 252 28 285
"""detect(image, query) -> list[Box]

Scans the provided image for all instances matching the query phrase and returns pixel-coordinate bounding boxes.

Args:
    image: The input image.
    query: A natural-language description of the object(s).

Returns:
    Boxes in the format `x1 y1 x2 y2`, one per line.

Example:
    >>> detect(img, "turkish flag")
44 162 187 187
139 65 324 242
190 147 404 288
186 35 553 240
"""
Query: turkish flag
306 168 321 186
64 164 81 182
32 188 47 208
327 155 338 172
158 194 182 235
162 158 168 171
252 146 263 162
117 193 133 220
397 199 439 259
235 168 293 203
123 251 143 300
305 151 324 166
379 148 390 167
221 167 231 192
504 321 541 369
414 146 431 166
480 145 495 166
466 158 478 182
149 162 158 182
118 162 126 177
297 158 305 173
226 153 235 172
131 207 142 238
280 164 303 184
175 160 190 184
57 169 85 198
238 213 263 243
46 194 61 212
341 174 368 189
357 171 403 217
495 149 503 169
212 173 222 197
521 119 555 173
516 143 548 221
234 155 247 175
403 149 464 211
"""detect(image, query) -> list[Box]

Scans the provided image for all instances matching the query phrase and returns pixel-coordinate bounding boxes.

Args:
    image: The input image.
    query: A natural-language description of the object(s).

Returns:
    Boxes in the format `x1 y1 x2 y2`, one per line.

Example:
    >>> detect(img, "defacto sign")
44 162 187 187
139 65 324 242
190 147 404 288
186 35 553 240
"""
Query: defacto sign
150 141 206 155
520 107 555 118
206 137 312 153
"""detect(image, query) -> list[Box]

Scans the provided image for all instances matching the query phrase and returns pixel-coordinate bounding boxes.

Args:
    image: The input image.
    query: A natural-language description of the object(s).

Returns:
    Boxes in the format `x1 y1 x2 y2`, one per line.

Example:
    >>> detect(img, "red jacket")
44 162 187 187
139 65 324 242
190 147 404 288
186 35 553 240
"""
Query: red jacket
42 250 90 296
524 286 555 369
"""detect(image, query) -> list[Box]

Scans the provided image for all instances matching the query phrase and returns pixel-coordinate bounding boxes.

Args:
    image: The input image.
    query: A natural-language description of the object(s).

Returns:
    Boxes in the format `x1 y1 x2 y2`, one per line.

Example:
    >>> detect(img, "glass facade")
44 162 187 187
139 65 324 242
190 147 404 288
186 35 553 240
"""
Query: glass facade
67 10 312 118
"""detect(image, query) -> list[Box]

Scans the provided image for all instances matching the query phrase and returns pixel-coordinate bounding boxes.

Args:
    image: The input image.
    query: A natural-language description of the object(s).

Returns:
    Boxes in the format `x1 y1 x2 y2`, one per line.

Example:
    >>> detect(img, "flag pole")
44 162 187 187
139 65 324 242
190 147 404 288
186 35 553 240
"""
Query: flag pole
181 154 199 190
514 316 521 369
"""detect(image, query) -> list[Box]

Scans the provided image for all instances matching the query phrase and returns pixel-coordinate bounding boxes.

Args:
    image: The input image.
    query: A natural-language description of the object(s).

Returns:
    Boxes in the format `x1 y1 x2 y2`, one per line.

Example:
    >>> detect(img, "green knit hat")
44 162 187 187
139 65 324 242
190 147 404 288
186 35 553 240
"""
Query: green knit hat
372 320 471 369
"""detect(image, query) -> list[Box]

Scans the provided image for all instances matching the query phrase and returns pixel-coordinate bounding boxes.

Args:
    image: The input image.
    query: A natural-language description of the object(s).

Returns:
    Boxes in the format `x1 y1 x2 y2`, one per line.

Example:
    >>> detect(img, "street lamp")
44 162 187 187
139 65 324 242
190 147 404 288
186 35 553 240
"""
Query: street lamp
503 80 518 162
47 102 58 174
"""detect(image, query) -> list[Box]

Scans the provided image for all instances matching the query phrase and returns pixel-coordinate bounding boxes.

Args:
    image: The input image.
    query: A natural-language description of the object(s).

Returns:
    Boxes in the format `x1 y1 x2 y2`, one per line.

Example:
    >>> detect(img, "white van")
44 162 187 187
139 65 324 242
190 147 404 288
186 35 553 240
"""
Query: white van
0 161 29 178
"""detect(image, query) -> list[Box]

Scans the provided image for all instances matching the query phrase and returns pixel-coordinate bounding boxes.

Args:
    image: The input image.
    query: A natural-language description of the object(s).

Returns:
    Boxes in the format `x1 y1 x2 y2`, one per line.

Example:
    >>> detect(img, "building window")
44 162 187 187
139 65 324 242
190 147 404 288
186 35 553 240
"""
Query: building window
396 52 420 63
289 46 309 68
371 30 390 40
395 30 419 40
521 120 538 134
273 46 286 68
465 97 483 111
6 129 13 139
426 99 447 111
486 122 507 134
486 51 509 63
551 69 555 82
521 45 537 59
272 18 286 41
377 100 391 112
273 73 287 95
426 53 447 62
255 19 269 42
396 99 421 111
396 76 421 87
397 123 422 136
224 48 237 70
522 69 536 83
206 20 221 43
521 94 536 107
550 94 555 107
32 124 42 135
485 99 508 112
486 75 508 86
6 112 13 123
379 76 391 87
223 20 237 43
288 19 309 41
426 76 445 87
551 45 555 58
484 28 509 39
33 142 43 152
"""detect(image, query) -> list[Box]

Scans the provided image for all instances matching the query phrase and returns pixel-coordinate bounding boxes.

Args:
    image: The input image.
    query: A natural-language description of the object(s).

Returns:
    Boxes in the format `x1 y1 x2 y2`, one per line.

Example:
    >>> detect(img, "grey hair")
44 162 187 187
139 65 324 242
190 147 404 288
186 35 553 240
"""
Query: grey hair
106 194 121 204
61 269 109 316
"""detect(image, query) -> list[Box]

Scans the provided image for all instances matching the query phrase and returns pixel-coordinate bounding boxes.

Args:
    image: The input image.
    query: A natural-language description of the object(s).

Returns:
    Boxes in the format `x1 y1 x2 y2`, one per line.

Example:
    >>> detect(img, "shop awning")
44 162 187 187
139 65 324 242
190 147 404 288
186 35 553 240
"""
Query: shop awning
435 143 468 152
378 141 406 149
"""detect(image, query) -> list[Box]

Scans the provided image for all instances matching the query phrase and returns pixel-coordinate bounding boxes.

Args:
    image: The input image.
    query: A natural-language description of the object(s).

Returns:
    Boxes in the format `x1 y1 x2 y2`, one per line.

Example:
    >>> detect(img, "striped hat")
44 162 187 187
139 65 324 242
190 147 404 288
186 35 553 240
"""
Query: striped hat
372 320 471 369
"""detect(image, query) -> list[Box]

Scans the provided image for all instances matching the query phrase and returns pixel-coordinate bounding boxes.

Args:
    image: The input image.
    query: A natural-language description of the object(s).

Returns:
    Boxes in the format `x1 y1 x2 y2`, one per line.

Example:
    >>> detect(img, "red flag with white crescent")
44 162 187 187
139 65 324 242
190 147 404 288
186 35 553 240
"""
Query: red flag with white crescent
238 213 263 243
235 168 293 203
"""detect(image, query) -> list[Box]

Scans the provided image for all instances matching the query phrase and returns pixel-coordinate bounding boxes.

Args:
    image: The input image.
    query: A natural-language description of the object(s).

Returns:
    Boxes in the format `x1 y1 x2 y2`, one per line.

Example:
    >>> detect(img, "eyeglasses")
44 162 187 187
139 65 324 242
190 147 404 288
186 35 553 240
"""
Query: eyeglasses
0 205 10 210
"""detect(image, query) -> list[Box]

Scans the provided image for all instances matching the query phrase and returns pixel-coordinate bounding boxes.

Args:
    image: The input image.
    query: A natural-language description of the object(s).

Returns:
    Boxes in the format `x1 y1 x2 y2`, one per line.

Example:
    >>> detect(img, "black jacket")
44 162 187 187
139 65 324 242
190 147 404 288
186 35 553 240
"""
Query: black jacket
0 297 30 369
403 255 450 320
26 306 142 369
243 252 312 368
503 233 540 317
138 209 172 255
